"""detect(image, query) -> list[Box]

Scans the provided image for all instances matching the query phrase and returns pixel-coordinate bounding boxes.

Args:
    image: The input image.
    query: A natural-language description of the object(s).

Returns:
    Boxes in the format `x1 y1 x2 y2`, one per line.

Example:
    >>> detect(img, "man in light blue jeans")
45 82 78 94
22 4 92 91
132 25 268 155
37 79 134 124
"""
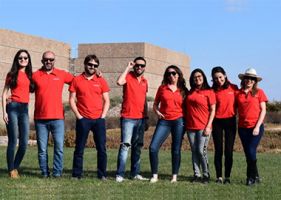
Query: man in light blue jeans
35 120 64 177
33 51 73 177
116 57 148 182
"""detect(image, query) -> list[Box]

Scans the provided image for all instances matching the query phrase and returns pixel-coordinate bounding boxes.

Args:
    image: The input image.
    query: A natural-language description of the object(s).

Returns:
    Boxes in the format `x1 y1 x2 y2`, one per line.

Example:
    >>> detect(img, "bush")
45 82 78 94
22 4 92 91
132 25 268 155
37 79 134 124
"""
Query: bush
267 101 281 112
265 111 281 124
110 96 123 108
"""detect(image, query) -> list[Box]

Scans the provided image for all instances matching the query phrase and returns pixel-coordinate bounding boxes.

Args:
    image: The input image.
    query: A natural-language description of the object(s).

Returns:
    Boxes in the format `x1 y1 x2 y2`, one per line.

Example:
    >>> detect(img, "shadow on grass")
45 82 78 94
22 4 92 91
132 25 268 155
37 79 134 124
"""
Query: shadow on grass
0 167 195 182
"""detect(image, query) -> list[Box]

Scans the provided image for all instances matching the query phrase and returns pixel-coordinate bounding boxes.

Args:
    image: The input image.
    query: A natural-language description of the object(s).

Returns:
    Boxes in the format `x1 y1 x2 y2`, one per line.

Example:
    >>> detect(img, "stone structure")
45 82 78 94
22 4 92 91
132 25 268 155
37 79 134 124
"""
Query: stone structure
0 29 71 125
0 29 190 126
74 43 190 98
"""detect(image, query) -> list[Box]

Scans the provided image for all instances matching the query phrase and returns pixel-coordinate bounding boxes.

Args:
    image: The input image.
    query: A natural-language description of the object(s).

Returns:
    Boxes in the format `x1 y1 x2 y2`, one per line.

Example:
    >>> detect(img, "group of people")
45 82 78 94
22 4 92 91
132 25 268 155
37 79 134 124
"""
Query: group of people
2 49 267 186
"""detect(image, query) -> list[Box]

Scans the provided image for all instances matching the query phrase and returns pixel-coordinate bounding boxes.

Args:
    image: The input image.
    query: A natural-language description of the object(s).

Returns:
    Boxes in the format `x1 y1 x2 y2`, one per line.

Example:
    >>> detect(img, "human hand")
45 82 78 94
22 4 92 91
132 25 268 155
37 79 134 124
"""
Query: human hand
3 113 8 124
203 126 212 136
253 126 260 136
95 69 103 77
127 61 135 70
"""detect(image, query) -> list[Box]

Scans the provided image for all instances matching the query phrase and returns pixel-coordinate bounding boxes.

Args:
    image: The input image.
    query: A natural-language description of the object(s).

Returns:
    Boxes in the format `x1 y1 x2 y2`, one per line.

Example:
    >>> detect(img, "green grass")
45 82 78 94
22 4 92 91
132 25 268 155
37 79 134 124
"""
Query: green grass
0 147 280 200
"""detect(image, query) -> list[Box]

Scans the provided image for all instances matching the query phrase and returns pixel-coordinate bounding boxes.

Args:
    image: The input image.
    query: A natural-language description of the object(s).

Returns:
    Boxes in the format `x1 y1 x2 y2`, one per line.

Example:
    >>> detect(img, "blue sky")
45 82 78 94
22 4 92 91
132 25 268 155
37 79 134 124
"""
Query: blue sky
1 0 280 100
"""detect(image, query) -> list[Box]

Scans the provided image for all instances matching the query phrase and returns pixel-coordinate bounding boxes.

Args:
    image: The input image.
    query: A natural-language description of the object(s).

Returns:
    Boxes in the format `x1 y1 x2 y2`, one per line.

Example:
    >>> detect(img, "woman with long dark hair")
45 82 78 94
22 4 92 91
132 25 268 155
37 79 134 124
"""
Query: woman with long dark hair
211 66 238 184
2 49 34 178
149 65 187 183
184 68 216 184
236 68 267 186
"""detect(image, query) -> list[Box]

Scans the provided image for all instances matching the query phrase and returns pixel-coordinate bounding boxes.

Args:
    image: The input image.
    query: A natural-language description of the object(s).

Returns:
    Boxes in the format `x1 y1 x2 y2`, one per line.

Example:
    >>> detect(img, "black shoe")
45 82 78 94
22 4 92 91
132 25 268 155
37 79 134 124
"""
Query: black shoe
215 177 223 184
71 176 82 180
202 176 210 184
191 176 201 183
246 178 256 186
223 178 231 184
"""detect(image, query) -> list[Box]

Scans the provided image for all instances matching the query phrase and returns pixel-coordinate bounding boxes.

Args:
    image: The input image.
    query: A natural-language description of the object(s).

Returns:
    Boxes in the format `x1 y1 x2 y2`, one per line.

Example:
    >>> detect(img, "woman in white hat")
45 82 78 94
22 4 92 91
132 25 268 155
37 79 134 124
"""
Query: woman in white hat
236 68 268 186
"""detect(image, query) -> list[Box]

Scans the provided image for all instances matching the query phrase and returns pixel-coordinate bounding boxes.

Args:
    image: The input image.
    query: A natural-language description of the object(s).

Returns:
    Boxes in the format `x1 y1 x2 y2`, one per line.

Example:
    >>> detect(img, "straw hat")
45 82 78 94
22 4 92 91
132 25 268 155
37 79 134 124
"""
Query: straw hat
238 68 262 81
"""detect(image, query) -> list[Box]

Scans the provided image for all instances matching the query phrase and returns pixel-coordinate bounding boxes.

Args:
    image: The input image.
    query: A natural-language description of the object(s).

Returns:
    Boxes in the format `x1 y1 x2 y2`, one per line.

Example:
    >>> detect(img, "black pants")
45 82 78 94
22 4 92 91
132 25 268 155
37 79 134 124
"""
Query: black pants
212 117 236 178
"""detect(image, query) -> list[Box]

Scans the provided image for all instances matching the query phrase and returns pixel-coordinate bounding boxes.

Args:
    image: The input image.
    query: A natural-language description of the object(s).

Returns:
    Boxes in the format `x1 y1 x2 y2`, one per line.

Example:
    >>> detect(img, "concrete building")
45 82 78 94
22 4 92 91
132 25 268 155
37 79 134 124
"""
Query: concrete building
74 43 190 98
0 29 71 125
0 29 190 125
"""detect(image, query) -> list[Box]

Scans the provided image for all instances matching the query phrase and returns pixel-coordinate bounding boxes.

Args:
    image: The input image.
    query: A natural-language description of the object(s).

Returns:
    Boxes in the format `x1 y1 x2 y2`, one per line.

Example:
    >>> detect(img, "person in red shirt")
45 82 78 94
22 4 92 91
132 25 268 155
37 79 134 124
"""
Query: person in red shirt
116 57 148 182
33 51 73 178
70 54 110 180
185 68 216 184
2 49 34 178
236 68 267 186
149 65 187 183
211 66 238 184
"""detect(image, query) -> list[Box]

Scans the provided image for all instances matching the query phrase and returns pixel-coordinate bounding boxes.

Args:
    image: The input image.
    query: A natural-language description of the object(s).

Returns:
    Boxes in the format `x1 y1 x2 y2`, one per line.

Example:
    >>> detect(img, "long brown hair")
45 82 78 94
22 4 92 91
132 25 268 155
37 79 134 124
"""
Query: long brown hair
162 65 188 97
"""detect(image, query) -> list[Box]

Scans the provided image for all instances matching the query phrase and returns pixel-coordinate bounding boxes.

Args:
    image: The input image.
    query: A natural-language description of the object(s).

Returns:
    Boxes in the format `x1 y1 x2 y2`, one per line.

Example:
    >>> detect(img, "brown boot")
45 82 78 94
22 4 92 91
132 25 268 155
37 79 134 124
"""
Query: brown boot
9 169 20 179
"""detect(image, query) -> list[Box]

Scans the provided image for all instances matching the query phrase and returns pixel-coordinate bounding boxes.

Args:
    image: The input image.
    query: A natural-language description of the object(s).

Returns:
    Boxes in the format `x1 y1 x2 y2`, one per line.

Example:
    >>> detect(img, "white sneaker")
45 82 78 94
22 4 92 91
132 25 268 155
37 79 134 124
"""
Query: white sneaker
150 177 158 183
133 174 149 181
116 175 124 182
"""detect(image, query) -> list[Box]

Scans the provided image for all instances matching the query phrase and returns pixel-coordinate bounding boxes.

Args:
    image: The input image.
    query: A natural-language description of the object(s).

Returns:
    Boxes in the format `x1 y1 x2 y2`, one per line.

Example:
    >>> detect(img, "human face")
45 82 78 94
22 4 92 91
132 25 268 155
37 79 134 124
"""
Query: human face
193 72 204 88
18 52 29 68
213 72 226 87
243 76 256 89
85 59 98 76
167 69 178 84
42 52 55 72
133 60 146 77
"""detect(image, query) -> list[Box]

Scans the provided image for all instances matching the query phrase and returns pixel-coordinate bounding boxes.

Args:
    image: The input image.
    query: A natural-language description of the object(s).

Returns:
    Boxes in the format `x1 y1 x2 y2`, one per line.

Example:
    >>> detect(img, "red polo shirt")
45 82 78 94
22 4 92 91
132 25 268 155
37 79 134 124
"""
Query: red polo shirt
154 85 184 120
69 73 110 119
185 89 216 130
236 88 268 128
32 68 74 119
5 71 30 103
121 72 148 119
214 83 238 118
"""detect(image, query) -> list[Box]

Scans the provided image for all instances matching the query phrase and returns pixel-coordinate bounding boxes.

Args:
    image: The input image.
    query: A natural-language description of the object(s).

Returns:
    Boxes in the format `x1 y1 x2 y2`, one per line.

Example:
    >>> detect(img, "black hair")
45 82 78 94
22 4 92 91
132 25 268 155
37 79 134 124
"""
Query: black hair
189 68 210 91
7 49 34 92
134 57 146 65
84 54 100 66
162 65 188 97
211 66 230 91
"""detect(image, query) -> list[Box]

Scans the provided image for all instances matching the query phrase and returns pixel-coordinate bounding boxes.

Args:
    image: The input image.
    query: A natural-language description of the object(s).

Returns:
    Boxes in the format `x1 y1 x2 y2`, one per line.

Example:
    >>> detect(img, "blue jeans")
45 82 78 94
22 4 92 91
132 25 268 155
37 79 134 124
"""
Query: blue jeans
149 118 184 175
238 124 264 161
6 102 29 171
72 118 107 178
35 119 64 177
187 130 210 177
116 118 145 177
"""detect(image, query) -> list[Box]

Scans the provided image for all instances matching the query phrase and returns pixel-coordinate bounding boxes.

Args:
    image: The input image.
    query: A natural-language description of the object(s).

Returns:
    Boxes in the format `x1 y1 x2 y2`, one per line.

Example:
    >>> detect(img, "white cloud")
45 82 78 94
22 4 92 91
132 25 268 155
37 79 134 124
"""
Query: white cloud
224 0 248 12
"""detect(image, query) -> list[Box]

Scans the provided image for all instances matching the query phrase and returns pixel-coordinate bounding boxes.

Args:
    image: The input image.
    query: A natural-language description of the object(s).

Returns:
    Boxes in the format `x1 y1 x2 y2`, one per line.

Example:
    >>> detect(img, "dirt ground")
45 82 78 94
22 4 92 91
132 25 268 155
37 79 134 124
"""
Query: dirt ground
63 126 281 153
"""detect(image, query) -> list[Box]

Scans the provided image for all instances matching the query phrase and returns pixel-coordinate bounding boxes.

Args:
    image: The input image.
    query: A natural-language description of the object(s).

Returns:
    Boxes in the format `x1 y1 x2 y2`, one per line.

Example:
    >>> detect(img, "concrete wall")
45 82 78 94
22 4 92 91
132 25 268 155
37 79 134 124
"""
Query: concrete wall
0 29 191 126
0 29 71 125
74 42 190 98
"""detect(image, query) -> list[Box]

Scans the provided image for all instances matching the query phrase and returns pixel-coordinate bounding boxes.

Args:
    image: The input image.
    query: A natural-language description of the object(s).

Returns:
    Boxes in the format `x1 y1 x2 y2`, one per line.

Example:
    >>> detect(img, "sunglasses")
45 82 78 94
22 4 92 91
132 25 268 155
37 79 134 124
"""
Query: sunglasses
134 64 146 68
167 71 177 76
43 58 55 62
87 63 99 68
18 56 28 61
244 76 256 81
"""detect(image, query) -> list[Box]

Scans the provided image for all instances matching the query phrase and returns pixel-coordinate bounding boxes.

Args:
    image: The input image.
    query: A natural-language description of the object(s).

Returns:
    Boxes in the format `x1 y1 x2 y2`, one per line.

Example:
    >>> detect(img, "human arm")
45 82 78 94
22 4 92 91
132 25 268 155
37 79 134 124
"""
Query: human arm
204 104 216 136
116 61 134 86
2 85 9 124
69 92 83 119
101 92 110 118
253 102 266 136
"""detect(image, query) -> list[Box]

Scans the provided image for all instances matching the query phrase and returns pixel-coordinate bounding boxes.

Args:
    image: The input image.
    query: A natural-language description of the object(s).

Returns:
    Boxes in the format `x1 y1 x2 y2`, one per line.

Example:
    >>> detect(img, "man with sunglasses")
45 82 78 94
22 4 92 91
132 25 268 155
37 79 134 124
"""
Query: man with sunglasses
32 51 74 178
116 57 148 182
70 54 110 180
